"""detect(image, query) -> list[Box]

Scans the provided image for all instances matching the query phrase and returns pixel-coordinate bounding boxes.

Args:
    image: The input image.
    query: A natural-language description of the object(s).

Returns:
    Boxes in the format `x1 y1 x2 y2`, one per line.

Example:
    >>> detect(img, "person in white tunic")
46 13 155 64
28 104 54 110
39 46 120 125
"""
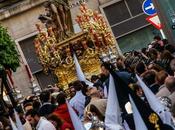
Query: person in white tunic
69 80 86 120
25 109 56 130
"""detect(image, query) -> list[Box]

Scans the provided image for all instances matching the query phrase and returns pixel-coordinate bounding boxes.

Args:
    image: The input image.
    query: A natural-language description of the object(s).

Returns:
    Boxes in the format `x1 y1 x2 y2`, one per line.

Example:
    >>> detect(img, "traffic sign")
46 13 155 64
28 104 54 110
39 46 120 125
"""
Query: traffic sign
142 0 157 16
146 14 162 30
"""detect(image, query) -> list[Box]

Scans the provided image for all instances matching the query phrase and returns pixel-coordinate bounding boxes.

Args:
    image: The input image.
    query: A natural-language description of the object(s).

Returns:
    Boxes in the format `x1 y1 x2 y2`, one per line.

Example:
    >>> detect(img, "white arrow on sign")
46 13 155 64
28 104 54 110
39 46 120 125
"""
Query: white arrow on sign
145 3 155 10
146 14 162 30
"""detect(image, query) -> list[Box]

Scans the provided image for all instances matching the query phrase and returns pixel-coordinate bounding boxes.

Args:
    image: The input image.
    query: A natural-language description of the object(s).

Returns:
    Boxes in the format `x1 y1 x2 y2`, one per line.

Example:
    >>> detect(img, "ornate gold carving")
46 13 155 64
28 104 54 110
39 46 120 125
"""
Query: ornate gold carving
149 113 160 130
34 3 117 87
76 3 115 47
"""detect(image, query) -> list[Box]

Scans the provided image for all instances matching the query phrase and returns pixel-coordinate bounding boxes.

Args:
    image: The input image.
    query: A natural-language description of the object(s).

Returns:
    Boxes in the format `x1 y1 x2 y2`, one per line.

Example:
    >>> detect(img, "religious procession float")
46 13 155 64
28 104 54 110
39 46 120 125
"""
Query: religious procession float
34 0 120 88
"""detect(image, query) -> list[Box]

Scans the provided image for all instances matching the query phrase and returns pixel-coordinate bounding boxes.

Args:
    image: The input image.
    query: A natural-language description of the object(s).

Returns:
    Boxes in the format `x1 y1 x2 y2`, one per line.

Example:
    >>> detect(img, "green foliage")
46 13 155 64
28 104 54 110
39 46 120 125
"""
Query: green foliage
0 25 19 72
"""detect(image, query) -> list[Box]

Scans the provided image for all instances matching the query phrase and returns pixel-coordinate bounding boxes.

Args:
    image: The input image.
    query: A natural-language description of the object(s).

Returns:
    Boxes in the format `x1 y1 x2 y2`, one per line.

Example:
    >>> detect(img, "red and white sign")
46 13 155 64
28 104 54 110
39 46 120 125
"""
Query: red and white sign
146 14 162 30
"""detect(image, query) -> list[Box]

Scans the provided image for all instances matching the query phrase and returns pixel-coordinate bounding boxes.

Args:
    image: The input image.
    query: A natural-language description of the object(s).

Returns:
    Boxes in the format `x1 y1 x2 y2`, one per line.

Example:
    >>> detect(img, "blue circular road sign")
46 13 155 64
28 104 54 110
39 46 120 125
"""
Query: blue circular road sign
142 0 157 16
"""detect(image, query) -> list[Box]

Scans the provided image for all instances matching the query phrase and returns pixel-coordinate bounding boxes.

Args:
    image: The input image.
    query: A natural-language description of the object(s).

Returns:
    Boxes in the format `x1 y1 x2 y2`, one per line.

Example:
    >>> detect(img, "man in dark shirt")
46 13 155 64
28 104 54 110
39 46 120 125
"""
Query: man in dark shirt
142 70 160 94
100 62 136 130
38 90 56 117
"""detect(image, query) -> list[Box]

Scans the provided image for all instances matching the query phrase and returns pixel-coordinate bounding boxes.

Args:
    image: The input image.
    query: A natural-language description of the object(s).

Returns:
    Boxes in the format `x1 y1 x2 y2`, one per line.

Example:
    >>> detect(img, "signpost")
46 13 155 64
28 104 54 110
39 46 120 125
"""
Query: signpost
146 15 166 39
142 0 166 39
146 15 162 29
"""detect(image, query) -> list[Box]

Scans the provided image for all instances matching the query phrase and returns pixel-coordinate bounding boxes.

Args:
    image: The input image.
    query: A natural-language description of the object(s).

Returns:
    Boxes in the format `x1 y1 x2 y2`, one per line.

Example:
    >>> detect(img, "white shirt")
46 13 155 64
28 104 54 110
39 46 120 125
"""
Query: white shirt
156 85 171 97
69 91 86 119
36 117 56 130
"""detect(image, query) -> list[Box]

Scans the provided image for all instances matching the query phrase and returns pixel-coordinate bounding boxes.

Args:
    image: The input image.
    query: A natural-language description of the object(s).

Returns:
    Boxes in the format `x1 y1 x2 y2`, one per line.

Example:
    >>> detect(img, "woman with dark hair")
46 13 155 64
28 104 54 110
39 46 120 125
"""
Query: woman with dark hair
84 104 106 129
53 93 74 130
159 50 174 74
89 104 105 122
0 116 11 130
47 114 72 130
160 50 174 61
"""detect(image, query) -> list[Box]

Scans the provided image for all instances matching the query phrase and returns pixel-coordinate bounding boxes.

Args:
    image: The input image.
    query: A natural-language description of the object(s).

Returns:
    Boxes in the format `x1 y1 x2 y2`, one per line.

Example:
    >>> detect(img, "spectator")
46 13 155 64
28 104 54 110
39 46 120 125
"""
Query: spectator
84 87 107 122
80 81 91 107
0 116 11 130
24 103 33 112
141 48 147 55
160 50 174 61
19 106 33 130
91 75 103 89
81 81 89 97
91 75 100 84
156 70 170 97
170 58 175 76
156 70 169 86
135 62 147 76
33 100 41 112
147 63 163 72
160 50 174 71
147 48 159 61
38 91 56 117
89 104 105 121
47 114 72 130
142 70 160 94
131 84 145 100
0 121 3 130
26 109 56 130
53 93 74 130
153 35 164 47
99 73 108 84
162 39 168 45
68 82 76 99
116 56 126 71
165 76 175 107
69 80 86 120
101 62 134 89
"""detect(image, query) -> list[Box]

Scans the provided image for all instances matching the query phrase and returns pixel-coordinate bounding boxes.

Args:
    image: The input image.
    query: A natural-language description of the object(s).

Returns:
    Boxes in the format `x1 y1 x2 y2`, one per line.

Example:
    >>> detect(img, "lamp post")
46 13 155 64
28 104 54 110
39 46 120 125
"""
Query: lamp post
152 0 175 44
0 68 17 108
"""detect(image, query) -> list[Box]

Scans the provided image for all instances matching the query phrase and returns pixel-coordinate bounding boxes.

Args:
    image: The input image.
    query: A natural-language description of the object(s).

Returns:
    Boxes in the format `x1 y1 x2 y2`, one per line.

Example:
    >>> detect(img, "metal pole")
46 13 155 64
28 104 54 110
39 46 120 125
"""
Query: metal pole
0 69 17 108
3 76 17 108
160 29 166 39
0 80 7 115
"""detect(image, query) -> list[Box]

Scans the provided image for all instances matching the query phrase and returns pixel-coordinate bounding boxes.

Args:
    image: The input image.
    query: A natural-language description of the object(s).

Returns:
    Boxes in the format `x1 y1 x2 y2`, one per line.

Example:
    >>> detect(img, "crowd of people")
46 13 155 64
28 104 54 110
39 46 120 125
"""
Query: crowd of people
1 35 175 130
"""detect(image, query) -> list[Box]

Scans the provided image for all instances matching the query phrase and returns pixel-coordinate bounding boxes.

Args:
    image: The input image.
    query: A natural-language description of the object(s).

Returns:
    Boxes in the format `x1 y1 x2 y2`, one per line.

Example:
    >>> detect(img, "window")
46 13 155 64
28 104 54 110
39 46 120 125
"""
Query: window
126 0 144 16
19 36 42 74
19 36 58 89
103 1 131 26
102 0 147 38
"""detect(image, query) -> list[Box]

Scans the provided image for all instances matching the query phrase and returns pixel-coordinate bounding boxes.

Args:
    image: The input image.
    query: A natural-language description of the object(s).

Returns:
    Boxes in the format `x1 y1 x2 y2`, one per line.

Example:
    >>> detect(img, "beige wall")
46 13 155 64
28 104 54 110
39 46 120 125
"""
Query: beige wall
99 0 112 5
1 5 44 40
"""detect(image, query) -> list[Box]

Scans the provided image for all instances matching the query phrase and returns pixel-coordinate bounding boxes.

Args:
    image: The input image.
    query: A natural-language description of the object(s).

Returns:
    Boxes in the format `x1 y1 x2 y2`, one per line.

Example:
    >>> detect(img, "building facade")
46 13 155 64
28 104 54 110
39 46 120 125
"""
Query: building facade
99 0 161 52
